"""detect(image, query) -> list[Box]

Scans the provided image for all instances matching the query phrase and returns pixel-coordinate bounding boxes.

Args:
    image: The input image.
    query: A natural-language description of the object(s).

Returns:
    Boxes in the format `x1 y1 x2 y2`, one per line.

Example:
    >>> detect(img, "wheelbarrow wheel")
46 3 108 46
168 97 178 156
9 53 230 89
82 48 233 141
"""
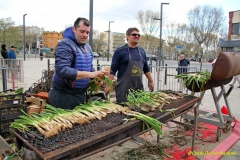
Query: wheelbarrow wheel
216 128 222 141
222 121 231 133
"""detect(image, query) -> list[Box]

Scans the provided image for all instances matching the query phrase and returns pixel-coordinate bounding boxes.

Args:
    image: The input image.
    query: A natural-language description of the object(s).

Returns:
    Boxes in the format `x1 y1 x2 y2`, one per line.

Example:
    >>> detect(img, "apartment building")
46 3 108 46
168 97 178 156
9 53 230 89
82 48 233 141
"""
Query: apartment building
103 32 126 54
220 10 240 52
42 31 63 50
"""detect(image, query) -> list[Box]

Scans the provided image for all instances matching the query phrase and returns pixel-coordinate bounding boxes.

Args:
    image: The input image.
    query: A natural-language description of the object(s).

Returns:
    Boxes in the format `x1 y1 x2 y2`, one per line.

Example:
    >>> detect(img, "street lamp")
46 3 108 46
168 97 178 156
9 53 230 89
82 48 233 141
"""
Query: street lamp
89 0 93 48
154 2 169 91
154 3 169 67
106 21 114 62
23 14 27 61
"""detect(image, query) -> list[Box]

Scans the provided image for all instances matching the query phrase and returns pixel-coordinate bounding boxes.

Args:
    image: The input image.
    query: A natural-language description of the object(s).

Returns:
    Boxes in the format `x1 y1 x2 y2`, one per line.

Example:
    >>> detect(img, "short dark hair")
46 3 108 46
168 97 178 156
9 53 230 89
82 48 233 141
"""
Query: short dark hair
74 17 90 28
126 27 139 35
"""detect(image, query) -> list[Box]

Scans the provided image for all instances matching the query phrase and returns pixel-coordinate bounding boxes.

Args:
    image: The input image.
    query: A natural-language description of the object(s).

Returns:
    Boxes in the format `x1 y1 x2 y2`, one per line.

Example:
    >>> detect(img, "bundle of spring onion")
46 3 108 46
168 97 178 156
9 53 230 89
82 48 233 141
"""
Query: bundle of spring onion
122 89 184 112
10 101 163 137
174 70 210 91
87 75 113 97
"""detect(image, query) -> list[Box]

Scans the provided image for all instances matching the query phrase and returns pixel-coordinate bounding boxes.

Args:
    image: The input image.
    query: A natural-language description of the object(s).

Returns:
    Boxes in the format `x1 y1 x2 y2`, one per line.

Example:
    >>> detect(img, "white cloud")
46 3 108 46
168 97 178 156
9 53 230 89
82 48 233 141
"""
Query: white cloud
0 0 239 34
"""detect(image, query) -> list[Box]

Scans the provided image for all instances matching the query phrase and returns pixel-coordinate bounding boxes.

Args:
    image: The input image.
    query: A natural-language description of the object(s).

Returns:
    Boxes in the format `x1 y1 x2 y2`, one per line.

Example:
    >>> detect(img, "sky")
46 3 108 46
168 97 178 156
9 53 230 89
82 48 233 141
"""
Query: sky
0 0 239 34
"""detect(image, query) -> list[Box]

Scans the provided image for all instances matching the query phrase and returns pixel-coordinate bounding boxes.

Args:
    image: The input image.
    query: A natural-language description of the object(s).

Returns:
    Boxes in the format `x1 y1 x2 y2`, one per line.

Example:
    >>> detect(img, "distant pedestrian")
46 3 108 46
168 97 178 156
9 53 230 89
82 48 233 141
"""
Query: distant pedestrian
1 44 8 59
40 52 43 61
177 53 189 91
7 46 17 59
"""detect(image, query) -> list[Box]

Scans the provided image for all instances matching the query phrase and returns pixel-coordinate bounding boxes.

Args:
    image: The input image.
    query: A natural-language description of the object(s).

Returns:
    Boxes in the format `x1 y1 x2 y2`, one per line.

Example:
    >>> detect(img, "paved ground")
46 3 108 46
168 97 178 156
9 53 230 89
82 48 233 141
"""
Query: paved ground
1 58 240 159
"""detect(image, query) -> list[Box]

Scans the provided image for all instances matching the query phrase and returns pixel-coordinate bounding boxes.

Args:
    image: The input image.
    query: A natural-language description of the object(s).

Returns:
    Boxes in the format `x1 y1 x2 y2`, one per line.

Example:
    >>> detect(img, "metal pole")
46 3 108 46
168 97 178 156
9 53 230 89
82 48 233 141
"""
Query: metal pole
89 0 93 48
23 14 27 61
159 3 169 67
107 21 114 62
107 22 110 62
1 67 7 91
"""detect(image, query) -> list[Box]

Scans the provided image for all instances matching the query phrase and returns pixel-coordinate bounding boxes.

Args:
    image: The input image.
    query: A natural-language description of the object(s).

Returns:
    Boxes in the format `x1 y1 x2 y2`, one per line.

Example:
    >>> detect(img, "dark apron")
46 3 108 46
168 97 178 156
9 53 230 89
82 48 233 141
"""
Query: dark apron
115 47 144 103
48 82 86 110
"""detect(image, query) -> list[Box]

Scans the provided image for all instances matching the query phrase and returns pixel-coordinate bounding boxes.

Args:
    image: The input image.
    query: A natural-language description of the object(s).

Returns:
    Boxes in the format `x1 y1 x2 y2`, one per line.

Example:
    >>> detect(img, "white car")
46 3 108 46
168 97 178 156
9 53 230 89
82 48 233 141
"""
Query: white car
92 52 100 58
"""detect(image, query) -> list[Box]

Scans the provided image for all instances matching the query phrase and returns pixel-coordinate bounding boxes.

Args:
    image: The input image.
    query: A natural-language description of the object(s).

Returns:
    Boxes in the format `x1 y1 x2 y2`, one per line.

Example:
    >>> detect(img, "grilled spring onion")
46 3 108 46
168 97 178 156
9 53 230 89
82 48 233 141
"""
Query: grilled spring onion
174 70 210 91
10 110 59 138
123 89 156 108
122 108 163 135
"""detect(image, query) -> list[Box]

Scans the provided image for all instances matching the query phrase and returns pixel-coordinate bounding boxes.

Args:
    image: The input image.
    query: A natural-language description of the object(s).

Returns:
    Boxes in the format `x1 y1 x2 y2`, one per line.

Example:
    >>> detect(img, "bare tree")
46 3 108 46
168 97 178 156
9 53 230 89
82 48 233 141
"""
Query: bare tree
92 30 106 52
136 9 159 51
187 5 226 57
0 17 22 47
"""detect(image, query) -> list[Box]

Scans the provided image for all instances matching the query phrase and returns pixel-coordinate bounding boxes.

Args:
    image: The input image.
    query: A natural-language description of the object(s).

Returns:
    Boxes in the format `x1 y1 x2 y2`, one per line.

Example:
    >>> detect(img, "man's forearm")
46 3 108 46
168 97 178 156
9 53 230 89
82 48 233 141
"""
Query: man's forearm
145 72 153 82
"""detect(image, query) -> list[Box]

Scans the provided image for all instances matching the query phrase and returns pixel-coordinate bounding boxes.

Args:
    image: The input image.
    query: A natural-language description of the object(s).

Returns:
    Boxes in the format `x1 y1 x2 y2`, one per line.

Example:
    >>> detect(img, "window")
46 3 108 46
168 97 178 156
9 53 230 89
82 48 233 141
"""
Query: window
232 23 240 35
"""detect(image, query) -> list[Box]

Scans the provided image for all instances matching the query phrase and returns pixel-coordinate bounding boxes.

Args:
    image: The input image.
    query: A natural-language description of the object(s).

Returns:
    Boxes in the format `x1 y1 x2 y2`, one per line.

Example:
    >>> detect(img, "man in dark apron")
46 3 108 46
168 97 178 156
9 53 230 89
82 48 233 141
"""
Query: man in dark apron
104 27 154 104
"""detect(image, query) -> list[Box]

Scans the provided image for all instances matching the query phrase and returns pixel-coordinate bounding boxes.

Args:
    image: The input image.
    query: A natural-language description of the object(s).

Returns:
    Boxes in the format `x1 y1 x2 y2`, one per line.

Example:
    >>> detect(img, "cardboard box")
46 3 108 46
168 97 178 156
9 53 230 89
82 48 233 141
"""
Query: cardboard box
27 105 41 116
26 96 47 110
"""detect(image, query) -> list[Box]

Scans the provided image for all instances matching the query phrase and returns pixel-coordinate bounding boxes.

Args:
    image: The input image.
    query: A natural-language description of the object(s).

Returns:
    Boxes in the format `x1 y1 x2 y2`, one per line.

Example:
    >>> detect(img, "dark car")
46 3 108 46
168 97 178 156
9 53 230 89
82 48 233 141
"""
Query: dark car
92 52 100 58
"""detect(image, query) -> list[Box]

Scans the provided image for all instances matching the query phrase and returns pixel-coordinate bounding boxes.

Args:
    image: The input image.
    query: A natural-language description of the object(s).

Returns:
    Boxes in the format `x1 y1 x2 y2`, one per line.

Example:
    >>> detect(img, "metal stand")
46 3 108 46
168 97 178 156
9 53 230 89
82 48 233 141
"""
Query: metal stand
156 104 199 151
182 85 234 140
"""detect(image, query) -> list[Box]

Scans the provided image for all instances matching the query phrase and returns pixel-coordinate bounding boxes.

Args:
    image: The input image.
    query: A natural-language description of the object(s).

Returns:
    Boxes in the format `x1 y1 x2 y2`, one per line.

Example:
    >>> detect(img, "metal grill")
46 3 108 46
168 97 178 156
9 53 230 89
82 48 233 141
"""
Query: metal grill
11 95 200 160
15 113 127 153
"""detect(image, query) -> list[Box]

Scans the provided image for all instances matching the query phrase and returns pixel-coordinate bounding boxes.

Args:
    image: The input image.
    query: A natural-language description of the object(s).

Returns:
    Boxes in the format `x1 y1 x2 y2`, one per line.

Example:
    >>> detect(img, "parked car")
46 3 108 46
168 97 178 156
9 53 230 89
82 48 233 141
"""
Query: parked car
189 57 196 61
151 55 158 61
146 53 152 61
208 58 215 63
92 52 100 58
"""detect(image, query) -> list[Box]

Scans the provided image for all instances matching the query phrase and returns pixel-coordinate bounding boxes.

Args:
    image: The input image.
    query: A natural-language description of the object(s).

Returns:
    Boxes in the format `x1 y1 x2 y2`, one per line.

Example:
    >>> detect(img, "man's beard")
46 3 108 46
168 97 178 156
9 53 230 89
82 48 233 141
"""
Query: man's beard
130 41 138 46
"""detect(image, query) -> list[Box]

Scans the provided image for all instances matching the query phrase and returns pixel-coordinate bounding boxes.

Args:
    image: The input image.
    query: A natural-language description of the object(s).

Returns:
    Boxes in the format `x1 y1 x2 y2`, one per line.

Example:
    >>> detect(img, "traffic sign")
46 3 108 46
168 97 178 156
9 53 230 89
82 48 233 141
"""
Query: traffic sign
176 46 182 51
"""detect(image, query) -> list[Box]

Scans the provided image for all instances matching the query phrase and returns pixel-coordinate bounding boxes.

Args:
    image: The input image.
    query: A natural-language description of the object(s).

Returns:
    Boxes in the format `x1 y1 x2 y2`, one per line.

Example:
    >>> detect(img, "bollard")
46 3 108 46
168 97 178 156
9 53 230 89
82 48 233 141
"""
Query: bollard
97 60 100 70
1 66 7 91
164 64 167 85
149 60 152 72
48 59 50 71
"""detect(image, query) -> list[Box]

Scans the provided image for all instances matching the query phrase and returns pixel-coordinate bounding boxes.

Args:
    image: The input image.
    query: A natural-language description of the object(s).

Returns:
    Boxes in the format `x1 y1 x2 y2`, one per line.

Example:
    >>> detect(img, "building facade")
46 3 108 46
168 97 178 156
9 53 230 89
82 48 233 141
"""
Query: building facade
220 10 240 52
42 31 63 50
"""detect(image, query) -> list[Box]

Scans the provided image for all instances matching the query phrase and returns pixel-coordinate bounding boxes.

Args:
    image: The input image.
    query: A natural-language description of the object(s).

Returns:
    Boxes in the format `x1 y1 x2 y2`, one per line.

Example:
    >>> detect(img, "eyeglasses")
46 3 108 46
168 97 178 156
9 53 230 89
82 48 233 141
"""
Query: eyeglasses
129 33 140 37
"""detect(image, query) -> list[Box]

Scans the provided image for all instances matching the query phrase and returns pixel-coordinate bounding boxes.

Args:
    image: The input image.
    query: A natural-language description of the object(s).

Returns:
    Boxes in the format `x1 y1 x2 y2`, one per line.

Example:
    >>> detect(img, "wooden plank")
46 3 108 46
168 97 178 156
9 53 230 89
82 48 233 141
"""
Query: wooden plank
0 136 21 160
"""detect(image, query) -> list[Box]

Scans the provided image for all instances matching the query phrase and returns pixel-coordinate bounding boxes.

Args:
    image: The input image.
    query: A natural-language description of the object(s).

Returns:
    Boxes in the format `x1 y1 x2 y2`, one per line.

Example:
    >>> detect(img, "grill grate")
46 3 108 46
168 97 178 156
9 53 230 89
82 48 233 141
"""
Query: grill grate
16 113 127 153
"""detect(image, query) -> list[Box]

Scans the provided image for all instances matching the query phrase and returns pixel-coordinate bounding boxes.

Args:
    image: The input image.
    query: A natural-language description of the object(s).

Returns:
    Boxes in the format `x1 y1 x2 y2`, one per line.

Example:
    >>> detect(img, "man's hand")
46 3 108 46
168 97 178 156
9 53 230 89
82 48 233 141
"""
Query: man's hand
90 71 108 78
149 81 154 92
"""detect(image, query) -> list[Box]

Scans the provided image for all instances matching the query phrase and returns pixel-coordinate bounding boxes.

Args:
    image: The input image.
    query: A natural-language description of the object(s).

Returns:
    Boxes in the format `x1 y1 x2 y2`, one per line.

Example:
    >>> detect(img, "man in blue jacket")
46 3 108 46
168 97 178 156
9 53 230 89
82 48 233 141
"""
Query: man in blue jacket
104 27 154 104
48 17 108 109
7 46 17 59
177 53 189 75
177 53 189 91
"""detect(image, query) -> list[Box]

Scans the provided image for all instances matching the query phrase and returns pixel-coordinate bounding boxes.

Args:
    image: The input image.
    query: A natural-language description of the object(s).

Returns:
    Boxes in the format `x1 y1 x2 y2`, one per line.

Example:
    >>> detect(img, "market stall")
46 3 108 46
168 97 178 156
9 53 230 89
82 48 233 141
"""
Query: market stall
10 92 200 160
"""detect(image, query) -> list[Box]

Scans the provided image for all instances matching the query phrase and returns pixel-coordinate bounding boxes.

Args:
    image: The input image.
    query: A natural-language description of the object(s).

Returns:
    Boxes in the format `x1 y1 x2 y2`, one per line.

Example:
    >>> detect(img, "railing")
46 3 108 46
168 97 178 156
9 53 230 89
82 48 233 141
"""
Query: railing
0 59 24 87
96 64 198 92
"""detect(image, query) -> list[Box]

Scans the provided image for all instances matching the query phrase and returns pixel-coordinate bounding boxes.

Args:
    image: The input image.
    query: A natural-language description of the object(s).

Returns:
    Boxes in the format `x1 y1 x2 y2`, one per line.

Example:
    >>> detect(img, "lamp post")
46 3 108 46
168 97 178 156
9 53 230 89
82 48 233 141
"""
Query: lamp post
89 0 93 48
107 21 114 62
154 2 169 91
155 3 169 67
23 14 27 61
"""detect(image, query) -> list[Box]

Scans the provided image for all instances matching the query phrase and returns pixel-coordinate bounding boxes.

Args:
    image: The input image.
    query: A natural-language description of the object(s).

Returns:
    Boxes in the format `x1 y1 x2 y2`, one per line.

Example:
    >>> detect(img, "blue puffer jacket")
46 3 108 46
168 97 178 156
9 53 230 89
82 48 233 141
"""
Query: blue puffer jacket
52 27 94 89
7 50 16 59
